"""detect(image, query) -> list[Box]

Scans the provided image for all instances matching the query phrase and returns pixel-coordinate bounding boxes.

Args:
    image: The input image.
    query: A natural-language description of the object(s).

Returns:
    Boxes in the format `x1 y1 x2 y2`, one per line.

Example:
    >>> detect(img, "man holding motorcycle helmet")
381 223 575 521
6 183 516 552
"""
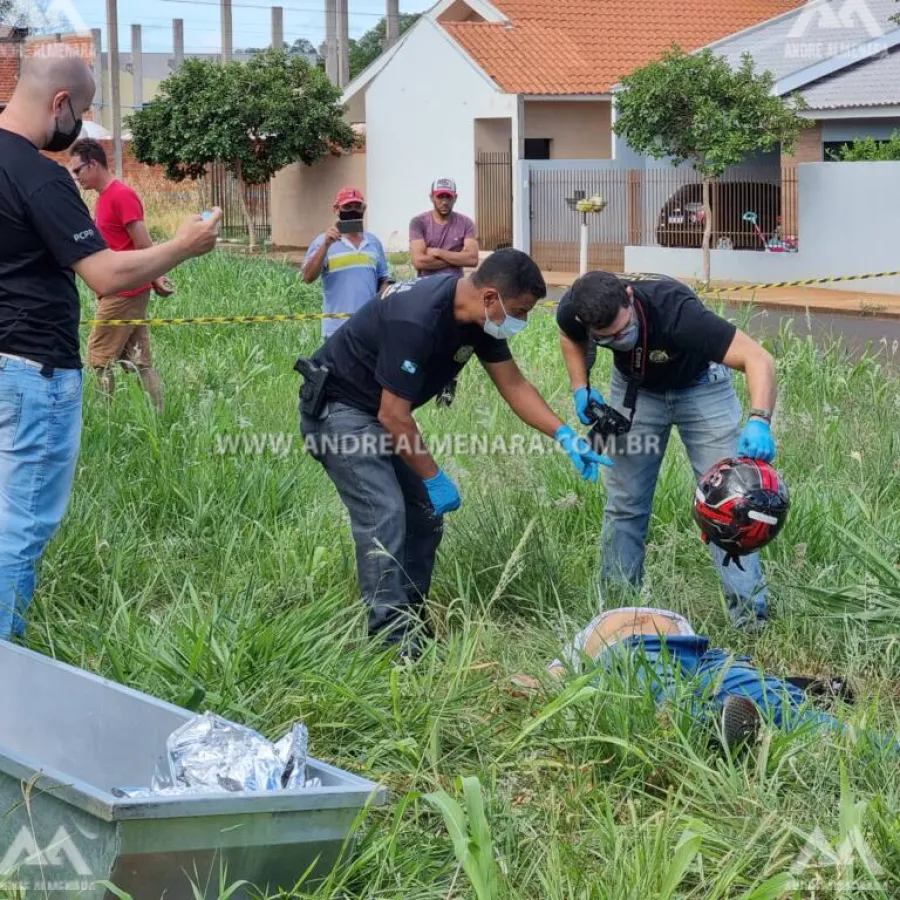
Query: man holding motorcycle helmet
557 271 778 631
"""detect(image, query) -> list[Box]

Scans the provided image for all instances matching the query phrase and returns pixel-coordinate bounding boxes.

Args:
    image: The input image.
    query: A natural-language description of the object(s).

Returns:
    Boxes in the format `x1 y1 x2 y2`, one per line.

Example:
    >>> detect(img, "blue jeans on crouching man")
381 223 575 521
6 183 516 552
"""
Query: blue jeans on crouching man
0 357 84 640
300 401 443 644
599 363 769 628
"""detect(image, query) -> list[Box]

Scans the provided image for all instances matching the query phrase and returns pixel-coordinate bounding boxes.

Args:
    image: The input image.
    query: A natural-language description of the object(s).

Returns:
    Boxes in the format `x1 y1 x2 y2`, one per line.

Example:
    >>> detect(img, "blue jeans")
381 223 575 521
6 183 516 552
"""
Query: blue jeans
300 402 443 644
614 636 866 742
600 364 769 627
0 357 84 640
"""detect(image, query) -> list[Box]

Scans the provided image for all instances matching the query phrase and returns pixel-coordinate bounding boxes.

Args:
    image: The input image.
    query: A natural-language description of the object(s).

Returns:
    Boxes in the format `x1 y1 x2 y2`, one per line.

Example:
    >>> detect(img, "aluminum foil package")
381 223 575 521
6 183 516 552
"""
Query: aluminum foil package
114 713 319 798
152 712 284 794
275 722 309 790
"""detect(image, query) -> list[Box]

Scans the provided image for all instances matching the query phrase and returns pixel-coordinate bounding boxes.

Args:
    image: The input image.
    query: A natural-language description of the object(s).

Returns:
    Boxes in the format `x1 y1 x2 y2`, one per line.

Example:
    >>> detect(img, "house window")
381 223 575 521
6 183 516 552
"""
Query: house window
524 138 551 160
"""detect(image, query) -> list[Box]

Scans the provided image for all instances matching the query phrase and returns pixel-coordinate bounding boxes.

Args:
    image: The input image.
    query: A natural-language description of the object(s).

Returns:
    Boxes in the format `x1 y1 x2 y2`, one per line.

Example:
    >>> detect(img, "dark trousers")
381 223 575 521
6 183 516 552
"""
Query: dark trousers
300 401 443 643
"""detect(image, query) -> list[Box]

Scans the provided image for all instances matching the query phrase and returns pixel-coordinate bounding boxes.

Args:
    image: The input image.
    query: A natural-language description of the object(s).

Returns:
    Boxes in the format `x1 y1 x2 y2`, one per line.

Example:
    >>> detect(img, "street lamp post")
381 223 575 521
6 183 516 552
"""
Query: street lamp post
565 190 608 276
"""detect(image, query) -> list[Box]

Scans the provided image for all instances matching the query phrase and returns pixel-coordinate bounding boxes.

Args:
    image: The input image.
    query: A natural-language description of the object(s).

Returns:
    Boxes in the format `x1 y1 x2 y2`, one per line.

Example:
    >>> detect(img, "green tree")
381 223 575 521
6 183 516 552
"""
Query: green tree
128 48 356 247
349 13 420 80
613 46 808 284
831 131 900 161
0 1 14 24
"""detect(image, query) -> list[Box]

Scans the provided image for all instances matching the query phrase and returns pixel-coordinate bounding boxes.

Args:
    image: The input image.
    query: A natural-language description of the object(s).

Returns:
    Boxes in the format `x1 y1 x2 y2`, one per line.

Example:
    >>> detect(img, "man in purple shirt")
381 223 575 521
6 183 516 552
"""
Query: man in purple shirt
409 178 480 280
409 178 481 406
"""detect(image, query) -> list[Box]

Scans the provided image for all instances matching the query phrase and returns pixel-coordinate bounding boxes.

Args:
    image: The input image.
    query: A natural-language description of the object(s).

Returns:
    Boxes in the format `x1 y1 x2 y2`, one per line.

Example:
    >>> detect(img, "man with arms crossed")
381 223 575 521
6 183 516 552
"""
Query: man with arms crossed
409 177 480 407
0 55 221 640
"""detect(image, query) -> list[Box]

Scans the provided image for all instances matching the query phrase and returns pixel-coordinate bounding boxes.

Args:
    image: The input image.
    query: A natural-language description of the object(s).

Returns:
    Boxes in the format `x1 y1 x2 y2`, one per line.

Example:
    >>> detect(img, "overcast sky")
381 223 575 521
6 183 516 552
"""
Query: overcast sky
61 0 434 53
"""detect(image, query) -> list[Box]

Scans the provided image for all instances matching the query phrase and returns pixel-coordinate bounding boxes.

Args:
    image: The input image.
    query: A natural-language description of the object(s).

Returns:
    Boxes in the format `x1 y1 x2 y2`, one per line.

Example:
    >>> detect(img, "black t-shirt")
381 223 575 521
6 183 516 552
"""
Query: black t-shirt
0 128 108 369
556 273 737 393
312 273 513 415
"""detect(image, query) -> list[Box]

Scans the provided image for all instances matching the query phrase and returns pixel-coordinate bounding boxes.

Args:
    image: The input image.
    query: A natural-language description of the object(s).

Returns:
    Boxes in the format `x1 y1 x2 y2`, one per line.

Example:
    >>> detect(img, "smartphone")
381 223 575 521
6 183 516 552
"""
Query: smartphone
337 219 364 235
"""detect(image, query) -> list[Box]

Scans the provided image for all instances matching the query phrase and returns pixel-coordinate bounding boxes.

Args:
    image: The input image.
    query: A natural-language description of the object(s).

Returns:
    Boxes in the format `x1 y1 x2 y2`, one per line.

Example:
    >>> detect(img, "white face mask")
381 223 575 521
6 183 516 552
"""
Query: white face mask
483 294 527 341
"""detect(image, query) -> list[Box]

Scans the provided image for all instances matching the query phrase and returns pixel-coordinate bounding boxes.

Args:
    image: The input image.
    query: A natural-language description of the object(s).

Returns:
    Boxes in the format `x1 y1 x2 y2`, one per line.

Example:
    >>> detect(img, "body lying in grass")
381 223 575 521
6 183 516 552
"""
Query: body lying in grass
512 607 897 753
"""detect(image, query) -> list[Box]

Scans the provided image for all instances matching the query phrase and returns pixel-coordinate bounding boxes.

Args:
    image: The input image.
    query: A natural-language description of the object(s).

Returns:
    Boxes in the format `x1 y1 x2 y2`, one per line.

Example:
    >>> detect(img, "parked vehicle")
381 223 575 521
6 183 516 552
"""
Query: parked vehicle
656 181 782 250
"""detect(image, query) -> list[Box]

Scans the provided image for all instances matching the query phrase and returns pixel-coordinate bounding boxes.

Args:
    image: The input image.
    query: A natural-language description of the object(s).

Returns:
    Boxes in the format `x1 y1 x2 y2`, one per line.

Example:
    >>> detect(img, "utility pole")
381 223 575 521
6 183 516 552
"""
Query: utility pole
325 0 338 84
106 0 123 178
131 24 142 111
91 28 103 123
271 6 283 49
173 19 184 69
386 0 400 48
337 0 349 87
221 0 233 62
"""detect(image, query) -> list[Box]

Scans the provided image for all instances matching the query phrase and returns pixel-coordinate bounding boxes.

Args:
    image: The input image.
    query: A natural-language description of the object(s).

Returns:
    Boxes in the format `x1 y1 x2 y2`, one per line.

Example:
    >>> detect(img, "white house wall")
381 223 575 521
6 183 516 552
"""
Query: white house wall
364 19 516 251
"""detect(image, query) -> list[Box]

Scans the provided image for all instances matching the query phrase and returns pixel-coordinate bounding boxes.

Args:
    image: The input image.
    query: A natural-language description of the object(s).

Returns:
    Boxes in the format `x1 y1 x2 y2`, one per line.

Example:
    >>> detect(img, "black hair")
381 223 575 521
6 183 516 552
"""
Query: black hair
472 249 547 301
570 271 629 330
69 138 108 169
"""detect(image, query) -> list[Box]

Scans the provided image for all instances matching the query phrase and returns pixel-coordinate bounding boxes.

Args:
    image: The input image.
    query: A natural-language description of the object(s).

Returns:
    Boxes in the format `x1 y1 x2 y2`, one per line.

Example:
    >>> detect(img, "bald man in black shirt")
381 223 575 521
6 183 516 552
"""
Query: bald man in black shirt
0 55 221 640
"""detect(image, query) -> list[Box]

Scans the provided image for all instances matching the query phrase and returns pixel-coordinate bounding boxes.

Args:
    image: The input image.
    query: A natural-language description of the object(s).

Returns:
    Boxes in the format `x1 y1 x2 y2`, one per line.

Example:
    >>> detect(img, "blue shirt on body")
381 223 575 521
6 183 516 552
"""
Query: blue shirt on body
304 232 389 339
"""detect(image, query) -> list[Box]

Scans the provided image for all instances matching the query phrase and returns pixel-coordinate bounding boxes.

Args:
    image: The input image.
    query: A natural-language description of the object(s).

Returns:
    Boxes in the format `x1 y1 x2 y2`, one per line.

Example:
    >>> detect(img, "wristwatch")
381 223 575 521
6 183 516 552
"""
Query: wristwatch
748 408 772 423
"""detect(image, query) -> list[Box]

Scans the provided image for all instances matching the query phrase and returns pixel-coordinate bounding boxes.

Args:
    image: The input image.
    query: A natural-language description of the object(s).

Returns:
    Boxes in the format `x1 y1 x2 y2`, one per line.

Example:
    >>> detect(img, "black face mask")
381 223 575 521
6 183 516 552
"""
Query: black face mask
45 97 82 153
338 209 364 221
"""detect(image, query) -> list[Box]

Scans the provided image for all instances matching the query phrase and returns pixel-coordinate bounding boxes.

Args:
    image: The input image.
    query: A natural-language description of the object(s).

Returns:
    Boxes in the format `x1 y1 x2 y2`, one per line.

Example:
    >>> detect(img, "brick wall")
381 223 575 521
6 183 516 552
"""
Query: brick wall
25 34 92 62
783 120 823 165
0 36 23 105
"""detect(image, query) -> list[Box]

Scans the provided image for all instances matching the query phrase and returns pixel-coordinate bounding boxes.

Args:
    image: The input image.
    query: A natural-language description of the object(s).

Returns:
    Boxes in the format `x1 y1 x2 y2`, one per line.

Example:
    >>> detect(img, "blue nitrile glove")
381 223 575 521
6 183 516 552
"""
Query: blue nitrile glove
555 425 613 483
736 419 776 462
423 469 462 516
573 386 605 426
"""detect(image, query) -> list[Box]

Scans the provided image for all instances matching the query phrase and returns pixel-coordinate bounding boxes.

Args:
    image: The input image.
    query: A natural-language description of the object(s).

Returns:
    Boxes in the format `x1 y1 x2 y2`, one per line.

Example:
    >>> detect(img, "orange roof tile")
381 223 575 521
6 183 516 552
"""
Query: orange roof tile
444 0 805 95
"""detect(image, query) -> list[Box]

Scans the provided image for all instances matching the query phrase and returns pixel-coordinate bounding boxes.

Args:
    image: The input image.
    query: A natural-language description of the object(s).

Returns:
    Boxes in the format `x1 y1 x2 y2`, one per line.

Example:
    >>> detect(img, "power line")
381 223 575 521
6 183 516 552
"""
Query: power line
156 0 389 17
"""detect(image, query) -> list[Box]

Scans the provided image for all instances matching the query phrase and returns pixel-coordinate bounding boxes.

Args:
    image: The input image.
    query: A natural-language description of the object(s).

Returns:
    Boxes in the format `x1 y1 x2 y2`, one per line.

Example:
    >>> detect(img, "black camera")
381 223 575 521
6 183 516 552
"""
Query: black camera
586 399 632 450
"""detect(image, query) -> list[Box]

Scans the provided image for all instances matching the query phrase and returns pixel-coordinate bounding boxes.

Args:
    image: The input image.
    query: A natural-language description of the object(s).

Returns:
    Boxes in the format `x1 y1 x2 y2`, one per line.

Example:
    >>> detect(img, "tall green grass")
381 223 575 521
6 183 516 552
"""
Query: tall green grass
21 254 900 897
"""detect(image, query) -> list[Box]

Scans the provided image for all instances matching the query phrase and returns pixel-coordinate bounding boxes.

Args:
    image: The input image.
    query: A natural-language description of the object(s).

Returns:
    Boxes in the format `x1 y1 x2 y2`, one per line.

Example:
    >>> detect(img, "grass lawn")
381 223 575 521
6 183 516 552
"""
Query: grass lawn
26 251 900 898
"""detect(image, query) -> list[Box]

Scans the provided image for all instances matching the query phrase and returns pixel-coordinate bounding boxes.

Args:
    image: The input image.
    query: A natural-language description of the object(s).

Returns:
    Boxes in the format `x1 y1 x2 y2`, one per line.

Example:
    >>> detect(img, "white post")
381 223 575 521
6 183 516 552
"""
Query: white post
91 28 103 123
131 24 142 111
579 216 588 276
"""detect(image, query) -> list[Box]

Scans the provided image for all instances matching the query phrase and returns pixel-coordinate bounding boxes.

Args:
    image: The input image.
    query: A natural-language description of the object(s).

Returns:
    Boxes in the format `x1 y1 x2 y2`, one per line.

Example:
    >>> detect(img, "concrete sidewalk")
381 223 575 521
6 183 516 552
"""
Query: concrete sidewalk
541 271 900 319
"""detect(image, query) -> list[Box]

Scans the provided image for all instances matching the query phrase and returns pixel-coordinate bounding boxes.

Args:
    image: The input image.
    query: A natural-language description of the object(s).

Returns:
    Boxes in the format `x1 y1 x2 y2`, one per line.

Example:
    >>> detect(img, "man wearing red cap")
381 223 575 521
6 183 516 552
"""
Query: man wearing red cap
302 187 390 341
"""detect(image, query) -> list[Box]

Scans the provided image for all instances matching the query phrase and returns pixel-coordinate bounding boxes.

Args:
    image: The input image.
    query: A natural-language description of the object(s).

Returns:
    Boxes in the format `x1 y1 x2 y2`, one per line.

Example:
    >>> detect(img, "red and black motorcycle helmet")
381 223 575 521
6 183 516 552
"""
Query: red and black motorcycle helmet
693 458 790 568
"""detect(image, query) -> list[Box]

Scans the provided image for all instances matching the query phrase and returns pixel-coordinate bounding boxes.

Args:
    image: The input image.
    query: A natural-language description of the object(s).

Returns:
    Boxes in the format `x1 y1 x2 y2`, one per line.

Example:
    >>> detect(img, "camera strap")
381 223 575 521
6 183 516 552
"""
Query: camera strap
588 297 648 425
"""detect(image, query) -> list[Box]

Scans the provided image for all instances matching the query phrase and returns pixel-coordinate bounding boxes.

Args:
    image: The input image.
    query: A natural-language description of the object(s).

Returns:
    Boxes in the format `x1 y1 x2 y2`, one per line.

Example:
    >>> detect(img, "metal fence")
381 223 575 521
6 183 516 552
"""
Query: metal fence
202 163 272 244
528 164 800 272
529 167 632 271
476 152 513 250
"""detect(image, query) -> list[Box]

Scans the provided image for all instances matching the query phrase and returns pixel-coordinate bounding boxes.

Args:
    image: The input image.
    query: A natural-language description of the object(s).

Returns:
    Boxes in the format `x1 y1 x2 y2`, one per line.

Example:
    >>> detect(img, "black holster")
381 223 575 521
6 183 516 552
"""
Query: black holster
294 357 330 418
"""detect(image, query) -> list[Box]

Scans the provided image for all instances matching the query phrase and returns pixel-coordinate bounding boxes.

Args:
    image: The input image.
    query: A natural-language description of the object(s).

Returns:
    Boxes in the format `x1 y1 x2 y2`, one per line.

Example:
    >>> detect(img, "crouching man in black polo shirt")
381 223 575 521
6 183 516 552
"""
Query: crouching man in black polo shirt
0 56 221 641
557 272 777 631
299 249 610 656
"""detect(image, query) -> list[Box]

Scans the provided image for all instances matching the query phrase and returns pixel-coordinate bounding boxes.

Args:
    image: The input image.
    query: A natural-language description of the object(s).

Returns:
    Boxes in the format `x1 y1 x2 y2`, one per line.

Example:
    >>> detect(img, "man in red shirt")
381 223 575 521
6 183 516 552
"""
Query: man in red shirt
69 138 173 411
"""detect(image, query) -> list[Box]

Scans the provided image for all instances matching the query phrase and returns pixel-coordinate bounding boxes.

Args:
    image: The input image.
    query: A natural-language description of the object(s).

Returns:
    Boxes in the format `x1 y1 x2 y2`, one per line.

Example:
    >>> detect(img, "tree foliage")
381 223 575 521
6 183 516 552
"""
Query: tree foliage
613 46 809 281
129 49 357 245
349 13 420 80
236 37 322 67
830 131 900 161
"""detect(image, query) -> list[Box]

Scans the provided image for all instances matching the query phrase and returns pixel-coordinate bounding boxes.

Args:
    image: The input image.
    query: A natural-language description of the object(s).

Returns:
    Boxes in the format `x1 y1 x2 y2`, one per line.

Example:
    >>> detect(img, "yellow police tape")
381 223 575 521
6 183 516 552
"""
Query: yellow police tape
80 269 900 328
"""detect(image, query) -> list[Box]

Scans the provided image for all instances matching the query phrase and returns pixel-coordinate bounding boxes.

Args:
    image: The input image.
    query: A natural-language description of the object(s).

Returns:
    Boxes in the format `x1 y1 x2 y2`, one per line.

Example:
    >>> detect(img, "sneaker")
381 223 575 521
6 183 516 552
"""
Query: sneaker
721 694 761 751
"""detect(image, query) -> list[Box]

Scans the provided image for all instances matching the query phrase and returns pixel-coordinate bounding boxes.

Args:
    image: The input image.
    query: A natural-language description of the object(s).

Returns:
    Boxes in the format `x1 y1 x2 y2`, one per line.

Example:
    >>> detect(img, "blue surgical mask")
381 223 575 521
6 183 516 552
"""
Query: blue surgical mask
483 294 527 340
592 307 639 351
606 323 639 351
